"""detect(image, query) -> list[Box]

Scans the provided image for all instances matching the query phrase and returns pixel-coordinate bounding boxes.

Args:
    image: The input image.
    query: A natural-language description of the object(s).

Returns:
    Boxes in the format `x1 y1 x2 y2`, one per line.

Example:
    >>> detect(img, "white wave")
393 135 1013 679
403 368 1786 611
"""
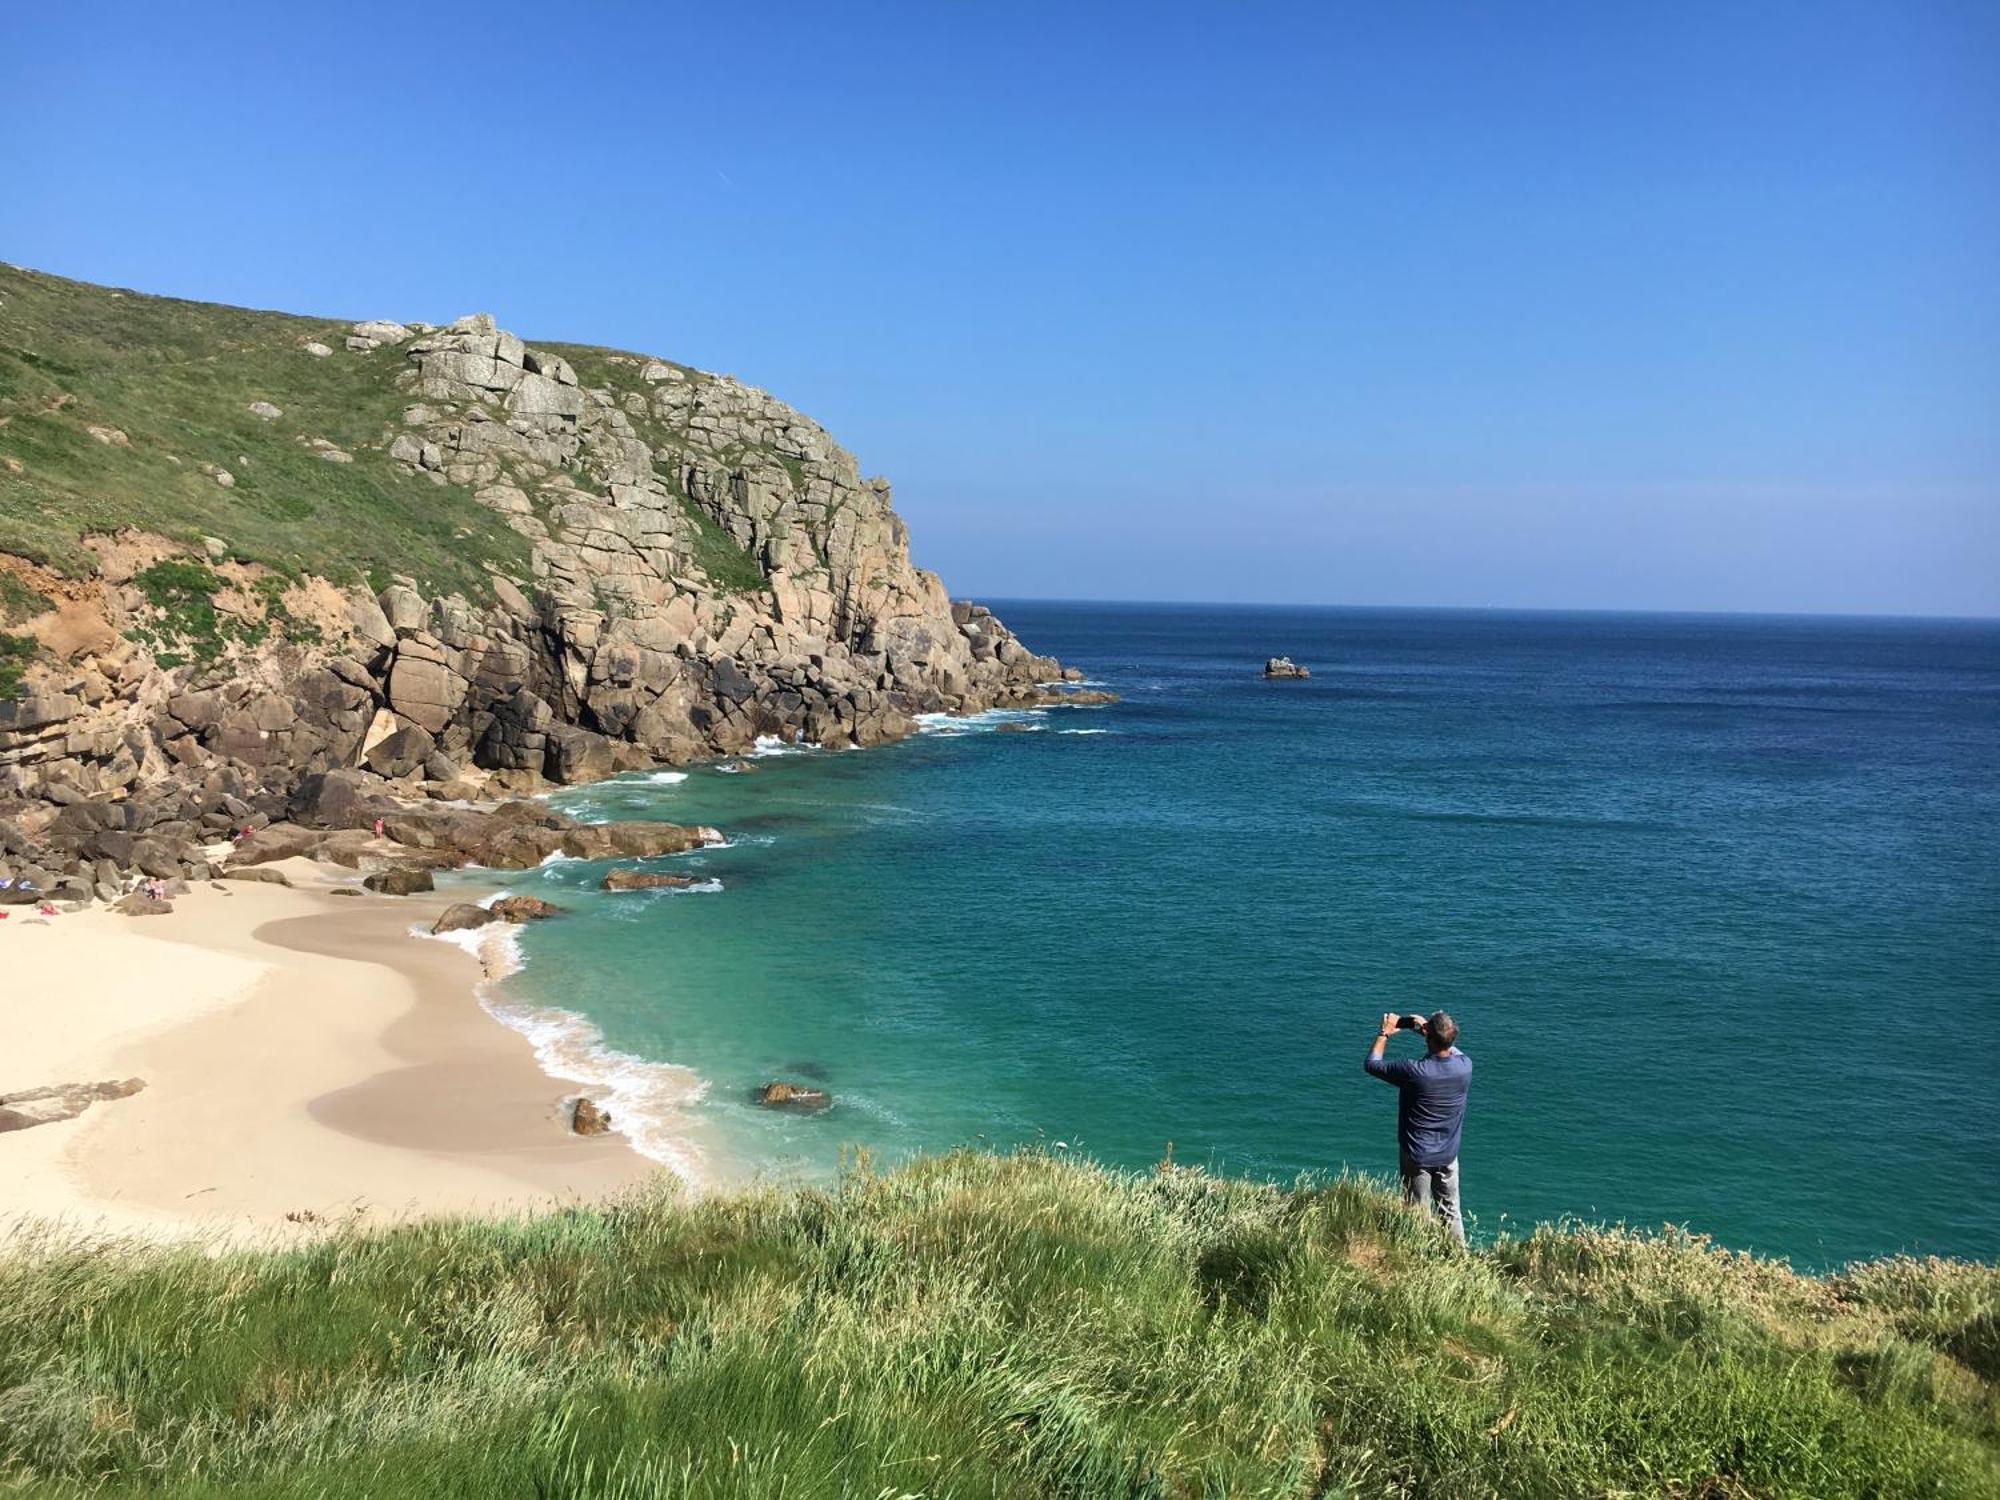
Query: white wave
482 996 711 1181
538 850 583 865
411 918 524 976
411 916 709 1184
914 707 1050 736
1057 728 1113 735
829 1090 906 1128
750 734 809 758
682 878 724 894
641 770 689 785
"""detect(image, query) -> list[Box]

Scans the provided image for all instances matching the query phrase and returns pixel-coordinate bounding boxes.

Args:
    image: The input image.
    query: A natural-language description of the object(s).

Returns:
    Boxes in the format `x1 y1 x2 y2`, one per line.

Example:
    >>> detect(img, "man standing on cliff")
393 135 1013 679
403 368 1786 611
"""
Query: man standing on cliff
1365 1011 1471 1246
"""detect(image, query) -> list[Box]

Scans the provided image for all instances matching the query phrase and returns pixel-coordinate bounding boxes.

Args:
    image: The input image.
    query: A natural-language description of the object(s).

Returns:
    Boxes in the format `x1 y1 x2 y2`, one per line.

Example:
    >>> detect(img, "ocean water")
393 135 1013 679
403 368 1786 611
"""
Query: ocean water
471 604 2000 1268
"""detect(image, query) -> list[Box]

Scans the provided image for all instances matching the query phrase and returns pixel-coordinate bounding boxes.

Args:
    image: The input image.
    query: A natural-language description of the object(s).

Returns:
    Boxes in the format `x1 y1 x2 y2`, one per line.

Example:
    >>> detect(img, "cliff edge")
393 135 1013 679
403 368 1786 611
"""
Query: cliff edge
0 265 1104 897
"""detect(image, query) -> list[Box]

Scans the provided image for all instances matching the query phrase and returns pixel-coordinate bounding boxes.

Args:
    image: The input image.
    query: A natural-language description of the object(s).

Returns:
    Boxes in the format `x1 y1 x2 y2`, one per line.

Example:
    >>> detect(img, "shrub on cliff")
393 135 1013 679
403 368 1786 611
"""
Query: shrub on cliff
0 1153 1993 1497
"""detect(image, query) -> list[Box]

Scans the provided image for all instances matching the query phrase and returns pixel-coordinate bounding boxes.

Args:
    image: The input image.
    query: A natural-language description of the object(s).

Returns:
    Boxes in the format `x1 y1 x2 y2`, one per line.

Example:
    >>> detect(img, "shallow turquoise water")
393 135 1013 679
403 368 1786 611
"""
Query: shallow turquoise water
476 604 2000 1267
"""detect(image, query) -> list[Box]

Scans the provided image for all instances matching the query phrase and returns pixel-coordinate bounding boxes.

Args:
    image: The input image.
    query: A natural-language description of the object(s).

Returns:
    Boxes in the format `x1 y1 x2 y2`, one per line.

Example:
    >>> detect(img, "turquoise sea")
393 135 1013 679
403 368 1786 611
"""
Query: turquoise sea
468 604 2000 1269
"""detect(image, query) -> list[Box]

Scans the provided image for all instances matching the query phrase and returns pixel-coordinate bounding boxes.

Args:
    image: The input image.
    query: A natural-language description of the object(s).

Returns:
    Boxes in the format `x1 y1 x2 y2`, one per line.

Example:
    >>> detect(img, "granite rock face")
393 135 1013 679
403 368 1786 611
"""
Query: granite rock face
0 311 1111 895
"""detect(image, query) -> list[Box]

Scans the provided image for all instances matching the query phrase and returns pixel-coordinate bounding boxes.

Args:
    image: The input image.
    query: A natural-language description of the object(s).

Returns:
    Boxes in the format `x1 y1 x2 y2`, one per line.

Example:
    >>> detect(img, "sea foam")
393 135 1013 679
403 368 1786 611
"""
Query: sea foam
412 901 711 1185
914 707 1049 735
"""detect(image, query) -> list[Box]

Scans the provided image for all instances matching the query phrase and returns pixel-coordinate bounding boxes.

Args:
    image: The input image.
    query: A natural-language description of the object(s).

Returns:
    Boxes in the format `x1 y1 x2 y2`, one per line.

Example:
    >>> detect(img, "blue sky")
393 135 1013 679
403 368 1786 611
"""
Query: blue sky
4 1 1995 614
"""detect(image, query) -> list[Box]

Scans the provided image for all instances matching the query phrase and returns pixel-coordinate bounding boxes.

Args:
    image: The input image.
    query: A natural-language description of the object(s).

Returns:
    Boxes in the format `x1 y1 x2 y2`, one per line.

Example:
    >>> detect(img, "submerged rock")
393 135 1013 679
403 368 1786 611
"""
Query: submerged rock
601 868 696 891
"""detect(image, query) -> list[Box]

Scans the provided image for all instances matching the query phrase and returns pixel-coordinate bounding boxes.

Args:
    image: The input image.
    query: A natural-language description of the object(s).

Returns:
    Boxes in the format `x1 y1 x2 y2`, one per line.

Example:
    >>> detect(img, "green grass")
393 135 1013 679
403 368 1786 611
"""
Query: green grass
0 573 51 625
0 264 530 599
125 557 267 666
1 1153 1992 1498
0 630 35 697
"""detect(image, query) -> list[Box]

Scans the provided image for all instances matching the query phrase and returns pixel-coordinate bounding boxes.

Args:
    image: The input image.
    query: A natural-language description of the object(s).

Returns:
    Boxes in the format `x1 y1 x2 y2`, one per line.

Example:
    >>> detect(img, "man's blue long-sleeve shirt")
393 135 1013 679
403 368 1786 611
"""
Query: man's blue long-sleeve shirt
1364 1049 1472 1167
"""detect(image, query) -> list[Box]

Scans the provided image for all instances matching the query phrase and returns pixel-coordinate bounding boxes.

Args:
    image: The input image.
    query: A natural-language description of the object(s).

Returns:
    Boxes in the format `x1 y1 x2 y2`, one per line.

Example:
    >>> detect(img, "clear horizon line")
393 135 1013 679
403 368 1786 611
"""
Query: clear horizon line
953 592 2000 625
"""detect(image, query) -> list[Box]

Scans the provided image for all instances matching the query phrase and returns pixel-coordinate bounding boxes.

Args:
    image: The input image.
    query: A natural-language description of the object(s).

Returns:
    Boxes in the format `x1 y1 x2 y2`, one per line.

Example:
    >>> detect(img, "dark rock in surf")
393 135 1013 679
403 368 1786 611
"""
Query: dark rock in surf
430 902 495 934
489 895 562 922
754 1080 832 1114
601 868 696 891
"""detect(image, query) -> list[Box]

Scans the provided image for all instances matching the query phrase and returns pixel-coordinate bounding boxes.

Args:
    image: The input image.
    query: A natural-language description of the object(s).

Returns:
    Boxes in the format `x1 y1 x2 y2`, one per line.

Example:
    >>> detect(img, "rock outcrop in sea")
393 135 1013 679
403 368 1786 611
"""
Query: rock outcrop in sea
0 275 1112 899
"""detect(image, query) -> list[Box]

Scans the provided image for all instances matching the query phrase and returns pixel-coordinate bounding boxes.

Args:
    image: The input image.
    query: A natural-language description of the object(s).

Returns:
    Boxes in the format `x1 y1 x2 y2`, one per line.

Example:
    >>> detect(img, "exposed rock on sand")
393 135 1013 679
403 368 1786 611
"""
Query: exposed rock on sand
363 867 434 896
572 1097 612 1135
219 866 291 886
431 902 494 934
0 1077 145 1132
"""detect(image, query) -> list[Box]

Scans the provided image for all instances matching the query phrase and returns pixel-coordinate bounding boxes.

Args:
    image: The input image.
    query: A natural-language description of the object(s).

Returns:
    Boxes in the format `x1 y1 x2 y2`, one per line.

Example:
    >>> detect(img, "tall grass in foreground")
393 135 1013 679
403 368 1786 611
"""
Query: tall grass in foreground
0 1153 1993 1498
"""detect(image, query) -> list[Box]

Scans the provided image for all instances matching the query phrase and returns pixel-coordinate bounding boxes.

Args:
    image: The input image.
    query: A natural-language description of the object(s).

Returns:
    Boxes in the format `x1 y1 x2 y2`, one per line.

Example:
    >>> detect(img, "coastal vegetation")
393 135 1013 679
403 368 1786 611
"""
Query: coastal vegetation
1 1152 1993 1497
0 264 530 600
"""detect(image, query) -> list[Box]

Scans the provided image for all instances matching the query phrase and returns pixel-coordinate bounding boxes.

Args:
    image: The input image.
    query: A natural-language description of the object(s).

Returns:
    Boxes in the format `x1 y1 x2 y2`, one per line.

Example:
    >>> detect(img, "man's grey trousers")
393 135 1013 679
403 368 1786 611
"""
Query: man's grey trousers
1399 1154 1466 1246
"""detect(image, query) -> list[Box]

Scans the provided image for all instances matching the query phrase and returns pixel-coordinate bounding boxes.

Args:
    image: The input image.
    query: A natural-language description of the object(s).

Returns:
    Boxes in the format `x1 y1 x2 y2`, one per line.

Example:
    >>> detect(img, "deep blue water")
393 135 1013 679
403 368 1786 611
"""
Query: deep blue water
480 603 2000 1268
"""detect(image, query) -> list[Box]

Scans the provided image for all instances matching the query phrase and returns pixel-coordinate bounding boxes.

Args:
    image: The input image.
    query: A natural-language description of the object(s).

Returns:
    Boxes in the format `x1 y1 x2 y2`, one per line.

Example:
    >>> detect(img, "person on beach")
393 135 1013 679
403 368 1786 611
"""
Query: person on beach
1365 1010 1471 1246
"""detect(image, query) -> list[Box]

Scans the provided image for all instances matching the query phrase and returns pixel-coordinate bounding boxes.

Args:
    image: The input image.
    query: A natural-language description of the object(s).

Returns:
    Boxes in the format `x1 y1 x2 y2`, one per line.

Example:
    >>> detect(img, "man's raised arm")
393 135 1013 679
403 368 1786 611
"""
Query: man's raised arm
1365 1011 1405 1079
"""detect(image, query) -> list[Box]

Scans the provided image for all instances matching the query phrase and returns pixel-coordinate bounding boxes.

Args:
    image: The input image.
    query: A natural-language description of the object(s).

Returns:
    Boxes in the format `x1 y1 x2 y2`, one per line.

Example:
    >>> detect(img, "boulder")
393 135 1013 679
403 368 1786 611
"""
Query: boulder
0 1077 146 1133
130 839 187 879
754 1081 832 1113
289 769 399 830
363 867 434 896
113 893 174 916
387 644 468 735
430 902 495 933
219 866 291 886
378 584 428 635
572 1097 612 1135
600 868 696 891
347 591 397 651
230 822 322 865
543 723 616 784
365 722 437 779
489 895 561 922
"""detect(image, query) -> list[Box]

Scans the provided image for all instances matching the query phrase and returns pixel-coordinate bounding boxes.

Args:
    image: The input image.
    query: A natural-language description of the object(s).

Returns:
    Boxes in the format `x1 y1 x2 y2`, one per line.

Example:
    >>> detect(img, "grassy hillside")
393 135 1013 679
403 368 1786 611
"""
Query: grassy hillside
0 264 530 598
1 1153 1993 1498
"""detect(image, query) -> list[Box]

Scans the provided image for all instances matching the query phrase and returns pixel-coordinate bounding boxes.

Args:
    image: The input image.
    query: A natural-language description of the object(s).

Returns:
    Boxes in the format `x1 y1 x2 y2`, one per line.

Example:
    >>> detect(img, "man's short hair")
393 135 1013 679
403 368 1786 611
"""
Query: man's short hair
1427 1011 1459 1048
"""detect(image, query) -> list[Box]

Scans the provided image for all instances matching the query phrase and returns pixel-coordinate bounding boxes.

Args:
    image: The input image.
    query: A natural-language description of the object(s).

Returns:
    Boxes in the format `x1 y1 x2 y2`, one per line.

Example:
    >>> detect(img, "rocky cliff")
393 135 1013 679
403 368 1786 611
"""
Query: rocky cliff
0 267 1105 900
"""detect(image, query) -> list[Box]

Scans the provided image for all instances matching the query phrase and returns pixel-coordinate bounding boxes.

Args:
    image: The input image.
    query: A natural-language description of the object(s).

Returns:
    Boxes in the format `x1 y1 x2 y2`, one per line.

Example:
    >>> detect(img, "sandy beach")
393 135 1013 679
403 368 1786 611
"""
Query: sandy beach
2 866 660 1244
